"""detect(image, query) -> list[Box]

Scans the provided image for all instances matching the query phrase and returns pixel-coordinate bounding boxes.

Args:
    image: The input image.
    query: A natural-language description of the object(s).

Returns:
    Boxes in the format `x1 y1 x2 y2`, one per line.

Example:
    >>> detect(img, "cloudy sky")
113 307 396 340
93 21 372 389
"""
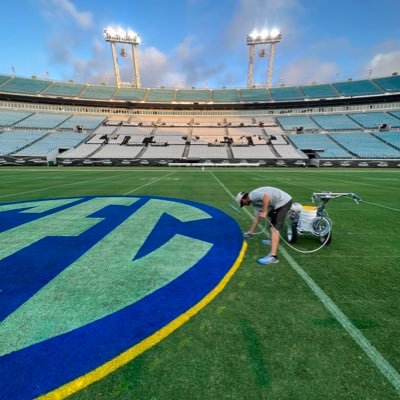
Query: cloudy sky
0 0 400 88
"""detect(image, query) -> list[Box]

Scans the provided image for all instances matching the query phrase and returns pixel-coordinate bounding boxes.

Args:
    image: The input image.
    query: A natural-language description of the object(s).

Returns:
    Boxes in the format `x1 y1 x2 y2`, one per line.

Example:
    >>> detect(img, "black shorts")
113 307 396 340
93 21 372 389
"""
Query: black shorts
268 200 293 231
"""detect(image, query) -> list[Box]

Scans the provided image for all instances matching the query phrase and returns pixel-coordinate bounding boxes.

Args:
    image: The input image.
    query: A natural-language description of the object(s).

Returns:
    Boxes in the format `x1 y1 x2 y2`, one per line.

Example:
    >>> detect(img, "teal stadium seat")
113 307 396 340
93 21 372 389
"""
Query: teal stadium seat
146 89 176 102
175 90 210 102
333 80 383 96
79 85 117 100
0 110 33 126
372 75 400 92
14 132 87 156
212 89 241 103
300 84 339 98
311 114 361 130
15 113 71 129
269 86 304 101
288 133 352 158
239 88 271 102
373 131 400 150
0 75 11 85
113 87 148 101
330 132 400 158
0 130 47 155
0 77 50 94
348 112 400 128
41 82 86 97
276 116 320 131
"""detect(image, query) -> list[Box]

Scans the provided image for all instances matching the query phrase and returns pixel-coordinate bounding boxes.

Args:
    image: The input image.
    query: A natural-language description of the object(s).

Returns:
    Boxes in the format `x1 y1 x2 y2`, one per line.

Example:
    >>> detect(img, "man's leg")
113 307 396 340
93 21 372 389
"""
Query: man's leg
270 227 280 257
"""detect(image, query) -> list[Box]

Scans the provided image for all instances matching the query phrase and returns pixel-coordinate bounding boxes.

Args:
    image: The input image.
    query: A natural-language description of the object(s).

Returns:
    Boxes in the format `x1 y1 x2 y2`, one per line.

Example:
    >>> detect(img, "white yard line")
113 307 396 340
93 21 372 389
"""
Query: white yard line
360 200 400 213
209 171 400 394
123 171 176 195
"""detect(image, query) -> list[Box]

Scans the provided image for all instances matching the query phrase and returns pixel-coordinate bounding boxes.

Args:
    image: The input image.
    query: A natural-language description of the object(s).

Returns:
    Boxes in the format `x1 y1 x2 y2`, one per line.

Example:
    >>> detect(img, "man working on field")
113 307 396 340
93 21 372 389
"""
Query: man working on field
236 187 292 265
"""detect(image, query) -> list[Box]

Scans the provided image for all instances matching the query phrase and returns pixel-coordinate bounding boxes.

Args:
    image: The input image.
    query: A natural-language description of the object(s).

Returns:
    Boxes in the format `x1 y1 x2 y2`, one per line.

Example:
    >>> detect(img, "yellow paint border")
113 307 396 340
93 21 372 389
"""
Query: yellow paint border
37 241 247 400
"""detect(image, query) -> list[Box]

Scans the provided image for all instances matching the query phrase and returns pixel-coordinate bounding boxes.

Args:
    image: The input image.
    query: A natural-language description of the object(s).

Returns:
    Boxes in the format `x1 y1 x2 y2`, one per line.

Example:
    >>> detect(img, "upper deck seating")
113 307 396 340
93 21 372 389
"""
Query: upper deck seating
288 133 352 158
330 132 400 158
0 77 50 94
193 117 226 126
348 112 400 129
113 87 147 101
0 110 32 127
276 116 319 131
269 86 304 101
372 76 400 92
146 89 176 102
300 84 339 98
212 90 241 103
333 80 383 96
239 88 271 102
0 75 11 85
14 132 86 156
79 85 117 99
175 90 210 102
41 82 86 97
15 113 71 129
311 114 361 130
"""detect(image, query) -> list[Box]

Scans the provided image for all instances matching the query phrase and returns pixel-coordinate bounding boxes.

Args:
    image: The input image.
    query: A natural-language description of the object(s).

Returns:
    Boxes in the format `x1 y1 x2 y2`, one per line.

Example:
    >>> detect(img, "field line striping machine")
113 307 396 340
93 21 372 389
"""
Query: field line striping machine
287 192 362 246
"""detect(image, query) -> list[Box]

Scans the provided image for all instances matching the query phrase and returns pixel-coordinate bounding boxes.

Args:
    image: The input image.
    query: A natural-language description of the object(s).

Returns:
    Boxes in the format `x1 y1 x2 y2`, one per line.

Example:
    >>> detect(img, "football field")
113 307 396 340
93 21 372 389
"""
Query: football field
0 167 400 400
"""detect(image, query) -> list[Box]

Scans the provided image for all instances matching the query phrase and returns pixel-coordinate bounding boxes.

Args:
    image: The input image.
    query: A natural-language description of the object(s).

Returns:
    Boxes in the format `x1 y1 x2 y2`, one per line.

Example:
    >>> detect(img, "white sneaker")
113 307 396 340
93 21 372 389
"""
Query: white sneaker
257 254 279 265
261 239 271 245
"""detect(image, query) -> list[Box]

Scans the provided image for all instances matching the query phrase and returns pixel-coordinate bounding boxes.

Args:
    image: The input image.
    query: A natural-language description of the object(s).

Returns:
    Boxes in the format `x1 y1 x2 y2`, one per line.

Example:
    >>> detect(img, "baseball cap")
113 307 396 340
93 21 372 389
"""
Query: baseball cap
235 192 246 207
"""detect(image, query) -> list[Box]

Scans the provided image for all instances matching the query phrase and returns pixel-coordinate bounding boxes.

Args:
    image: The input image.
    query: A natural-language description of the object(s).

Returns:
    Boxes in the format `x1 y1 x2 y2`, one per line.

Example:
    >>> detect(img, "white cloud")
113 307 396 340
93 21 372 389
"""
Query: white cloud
279 57 340 86
41 0 93 29
366 51 400 78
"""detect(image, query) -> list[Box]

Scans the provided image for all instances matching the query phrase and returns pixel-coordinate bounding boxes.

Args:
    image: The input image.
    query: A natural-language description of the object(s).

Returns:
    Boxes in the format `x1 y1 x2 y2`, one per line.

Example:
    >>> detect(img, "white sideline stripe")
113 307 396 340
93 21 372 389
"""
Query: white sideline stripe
360 200 400 213
209 171 400 394
303 172 400 191
0 172 134 199
123 171 176 195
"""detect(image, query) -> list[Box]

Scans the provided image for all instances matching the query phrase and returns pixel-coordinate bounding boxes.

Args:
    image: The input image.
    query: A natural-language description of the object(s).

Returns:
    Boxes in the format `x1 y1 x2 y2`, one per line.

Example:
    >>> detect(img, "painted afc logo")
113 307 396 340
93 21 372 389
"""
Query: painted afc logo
0 196 243 400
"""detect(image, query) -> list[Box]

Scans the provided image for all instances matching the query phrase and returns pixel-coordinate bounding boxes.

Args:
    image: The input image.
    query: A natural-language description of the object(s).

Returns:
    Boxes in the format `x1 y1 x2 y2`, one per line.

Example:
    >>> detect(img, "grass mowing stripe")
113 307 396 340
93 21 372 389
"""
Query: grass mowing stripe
252 173 324 192
122 172 177 195
0 172 135 199
302 172 400 191
209 171 400 395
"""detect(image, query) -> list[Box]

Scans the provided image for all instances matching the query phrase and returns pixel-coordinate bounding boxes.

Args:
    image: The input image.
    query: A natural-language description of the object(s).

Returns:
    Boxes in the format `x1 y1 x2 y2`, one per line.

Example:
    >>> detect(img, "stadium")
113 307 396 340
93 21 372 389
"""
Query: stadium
1 1 400 399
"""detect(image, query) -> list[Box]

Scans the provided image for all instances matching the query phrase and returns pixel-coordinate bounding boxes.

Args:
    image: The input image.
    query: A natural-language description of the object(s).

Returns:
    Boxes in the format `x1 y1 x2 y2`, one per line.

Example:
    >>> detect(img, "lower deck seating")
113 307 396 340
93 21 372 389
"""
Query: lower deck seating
0 130 47 155
329 133 400 158
140 145 185 159
288 133 352 158
187 145 228 159
231 146 276 159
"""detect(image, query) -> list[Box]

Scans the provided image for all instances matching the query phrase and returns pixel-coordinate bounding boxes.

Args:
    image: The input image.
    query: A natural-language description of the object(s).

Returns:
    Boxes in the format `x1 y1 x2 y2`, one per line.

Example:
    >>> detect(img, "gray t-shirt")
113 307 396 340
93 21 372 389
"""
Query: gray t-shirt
249 187 292 213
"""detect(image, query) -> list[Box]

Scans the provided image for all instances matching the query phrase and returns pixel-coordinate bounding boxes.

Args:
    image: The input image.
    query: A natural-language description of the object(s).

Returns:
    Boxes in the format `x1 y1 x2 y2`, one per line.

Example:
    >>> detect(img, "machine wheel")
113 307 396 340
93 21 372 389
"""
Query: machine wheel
287 222 298 243
319 231 332 245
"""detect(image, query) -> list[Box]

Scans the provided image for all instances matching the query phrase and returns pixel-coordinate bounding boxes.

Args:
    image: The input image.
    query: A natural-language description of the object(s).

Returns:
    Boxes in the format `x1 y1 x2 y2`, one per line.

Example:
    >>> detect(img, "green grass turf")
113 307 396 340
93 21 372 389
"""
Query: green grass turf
1 167 400 400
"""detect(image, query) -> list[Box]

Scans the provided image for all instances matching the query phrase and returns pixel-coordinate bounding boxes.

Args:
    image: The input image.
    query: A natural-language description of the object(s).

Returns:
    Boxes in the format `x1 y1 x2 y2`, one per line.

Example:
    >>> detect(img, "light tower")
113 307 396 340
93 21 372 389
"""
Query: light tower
104 27 141 88
247 29 282 89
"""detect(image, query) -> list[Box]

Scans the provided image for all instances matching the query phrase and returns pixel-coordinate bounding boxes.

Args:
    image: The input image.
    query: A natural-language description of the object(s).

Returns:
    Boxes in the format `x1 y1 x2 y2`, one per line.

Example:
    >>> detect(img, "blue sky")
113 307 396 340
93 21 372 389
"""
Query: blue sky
1 0 400 88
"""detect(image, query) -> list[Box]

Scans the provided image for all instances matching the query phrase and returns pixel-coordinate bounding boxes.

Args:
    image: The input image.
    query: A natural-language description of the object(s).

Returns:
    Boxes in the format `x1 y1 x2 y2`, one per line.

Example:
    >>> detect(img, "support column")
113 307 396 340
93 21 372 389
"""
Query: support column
267 43 276 89
131 44 141 88
110 42 121 88
247 45 255 87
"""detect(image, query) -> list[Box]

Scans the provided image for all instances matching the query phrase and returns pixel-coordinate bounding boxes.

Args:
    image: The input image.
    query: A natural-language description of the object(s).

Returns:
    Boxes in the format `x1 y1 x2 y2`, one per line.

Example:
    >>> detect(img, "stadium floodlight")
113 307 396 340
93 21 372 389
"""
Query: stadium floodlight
104 26 141 88
247 28 282 88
